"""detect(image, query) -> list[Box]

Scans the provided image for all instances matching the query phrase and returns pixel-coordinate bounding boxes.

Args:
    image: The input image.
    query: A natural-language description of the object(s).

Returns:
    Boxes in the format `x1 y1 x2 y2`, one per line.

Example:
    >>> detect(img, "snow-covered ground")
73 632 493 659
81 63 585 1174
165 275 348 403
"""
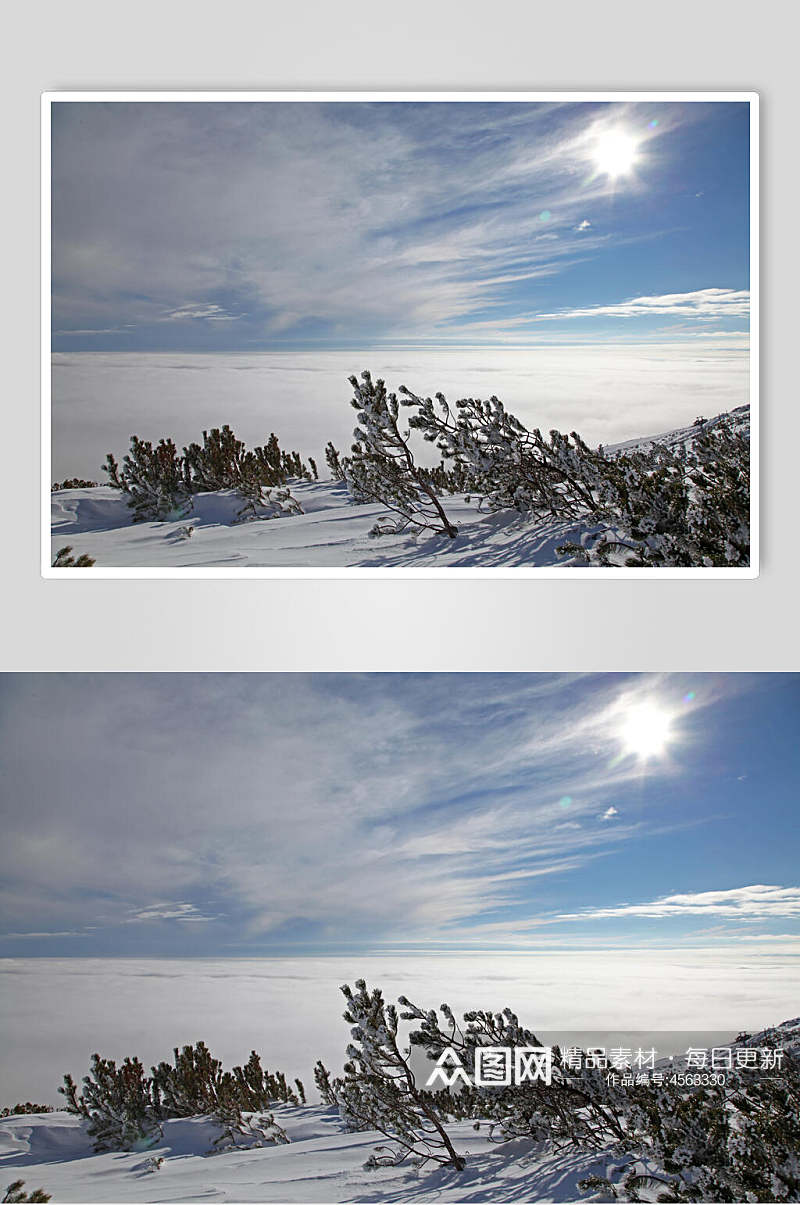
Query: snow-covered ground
50 481 597 570
0 1106 616 1203
49 407 749 570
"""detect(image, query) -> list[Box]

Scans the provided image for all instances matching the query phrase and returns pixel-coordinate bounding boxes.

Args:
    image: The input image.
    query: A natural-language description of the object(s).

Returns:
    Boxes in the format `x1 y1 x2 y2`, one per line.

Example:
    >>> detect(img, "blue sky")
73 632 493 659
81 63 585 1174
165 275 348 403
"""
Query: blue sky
51 100 751 352
0 673 795 958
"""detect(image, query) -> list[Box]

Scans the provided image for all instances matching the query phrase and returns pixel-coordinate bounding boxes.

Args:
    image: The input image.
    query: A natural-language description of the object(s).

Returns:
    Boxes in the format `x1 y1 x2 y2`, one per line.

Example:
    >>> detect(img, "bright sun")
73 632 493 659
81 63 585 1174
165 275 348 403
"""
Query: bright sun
621 703 673 760
593 130 639 179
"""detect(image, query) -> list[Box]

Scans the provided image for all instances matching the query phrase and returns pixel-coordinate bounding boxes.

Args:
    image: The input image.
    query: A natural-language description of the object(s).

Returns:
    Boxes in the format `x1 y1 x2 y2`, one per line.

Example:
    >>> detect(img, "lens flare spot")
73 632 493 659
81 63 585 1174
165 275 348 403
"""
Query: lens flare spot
558 795 573 809
539 210 552 221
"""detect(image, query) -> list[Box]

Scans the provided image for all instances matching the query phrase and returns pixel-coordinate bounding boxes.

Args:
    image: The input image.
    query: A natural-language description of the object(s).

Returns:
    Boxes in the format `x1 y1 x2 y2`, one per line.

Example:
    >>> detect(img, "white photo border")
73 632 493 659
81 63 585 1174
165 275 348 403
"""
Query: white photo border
41 90 759 580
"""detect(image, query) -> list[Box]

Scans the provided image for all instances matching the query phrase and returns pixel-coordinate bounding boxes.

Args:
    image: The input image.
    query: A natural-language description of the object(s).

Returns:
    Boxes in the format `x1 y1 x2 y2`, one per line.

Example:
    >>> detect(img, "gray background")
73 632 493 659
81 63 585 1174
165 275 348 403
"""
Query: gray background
2 0 796 671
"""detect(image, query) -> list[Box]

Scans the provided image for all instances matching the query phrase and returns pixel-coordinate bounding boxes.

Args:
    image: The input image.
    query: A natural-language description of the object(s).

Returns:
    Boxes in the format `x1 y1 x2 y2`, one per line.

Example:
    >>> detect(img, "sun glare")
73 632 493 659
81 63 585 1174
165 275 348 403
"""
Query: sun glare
593 130 639 179
621 703 673 760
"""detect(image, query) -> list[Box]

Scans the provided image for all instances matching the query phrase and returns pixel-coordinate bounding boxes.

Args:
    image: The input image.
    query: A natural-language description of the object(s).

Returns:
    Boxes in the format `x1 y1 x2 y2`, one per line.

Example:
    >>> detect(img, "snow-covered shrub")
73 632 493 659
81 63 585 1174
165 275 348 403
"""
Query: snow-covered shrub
314 1060 338 1106
0 1105 54 1118
325 441 346 481
599 1052 800 1202
403 387 601 518
209 1110 289 1154
59 1055 162 1152
61 1043 303 1155
104 426 312 524
51 546 95 567
401 380 749 566
184 429 305 522
401 995 627 1149
183 427 312 493
400 986 800 1200
151 1044 294 1154
151 1043 304 1116
337 979 466 1170
558 418 750 568
233 479 303 524
347 372 458 538
684 418 750 567
3 1181 51 1203
103 437 192 523
51 478 98 491
182 425 252 491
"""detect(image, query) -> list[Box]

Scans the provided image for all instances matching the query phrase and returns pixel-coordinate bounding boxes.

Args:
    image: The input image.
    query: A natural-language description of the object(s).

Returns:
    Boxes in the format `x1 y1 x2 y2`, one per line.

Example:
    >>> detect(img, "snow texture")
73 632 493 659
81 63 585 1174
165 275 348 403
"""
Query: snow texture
0 1105 623 1202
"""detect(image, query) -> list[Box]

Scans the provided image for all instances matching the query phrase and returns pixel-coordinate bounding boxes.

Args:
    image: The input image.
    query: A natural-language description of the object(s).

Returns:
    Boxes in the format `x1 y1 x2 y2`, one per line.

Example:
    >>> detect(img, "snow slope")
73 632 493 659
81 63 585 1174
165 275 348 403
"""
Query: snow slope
50 407 749 570
0 1105 618 1204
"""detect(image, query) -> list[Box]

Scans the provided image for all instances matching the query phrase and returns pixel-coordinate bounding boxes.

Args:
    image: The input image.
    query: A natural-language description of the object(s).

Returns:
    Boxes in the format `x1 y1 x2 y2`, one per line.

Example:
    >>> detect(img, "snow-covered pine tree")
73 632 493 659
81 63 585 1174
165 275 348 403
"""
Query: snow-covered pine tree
0 1105 54 1119
400 995 628 1149
59 1055 162 1152
102 436 193 523
150 1043 304 1116
338 980 466 1170
51 546 95 567
2 1181 52 1203
404 383 750 567
182 426 250 492
51 478 98 491
685 416 750 566
346 372 458 538
588 1048 800 1201
313 1060 339 1106
324 441 345 481
232 474 304 524
208 1109 288 1154
557 416 750 568
61 1042 301 1157
403 387 602 518
150 1043 292 1153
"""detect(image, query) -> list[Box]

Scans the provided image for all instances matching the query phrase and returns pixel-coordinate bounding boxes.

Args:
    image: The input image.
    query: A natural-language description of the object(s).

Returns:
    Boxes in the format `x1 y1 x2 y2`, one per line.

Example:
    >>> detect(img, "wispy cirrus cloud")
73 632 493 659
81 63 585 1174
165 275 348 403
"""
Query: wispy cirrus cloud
1 930 87 939
535 287 750 322
162 303 245 323
127 902 219 923
558 884 800 921
0 672 745 955
51 100 748 349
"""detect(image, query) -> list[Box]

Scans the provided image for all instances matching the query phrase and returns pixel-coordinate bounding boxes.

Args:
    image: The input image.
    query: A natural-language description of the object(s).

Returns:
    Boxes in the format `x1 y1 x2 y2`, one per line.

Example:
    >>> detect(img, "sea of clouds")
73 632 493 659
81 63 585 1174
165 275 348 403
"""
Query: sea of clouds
50 345 749 482
1 949 793 1105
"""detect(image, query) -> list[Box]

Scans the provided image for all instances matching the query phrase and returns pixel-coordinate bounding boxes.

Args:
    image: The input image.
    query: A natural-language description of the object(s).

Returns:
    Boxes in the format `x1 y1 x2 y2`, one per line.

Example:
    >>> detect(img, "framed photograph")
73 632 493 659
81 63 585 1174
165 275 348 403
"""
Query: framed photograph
43 93 757 577
1 672 797 1202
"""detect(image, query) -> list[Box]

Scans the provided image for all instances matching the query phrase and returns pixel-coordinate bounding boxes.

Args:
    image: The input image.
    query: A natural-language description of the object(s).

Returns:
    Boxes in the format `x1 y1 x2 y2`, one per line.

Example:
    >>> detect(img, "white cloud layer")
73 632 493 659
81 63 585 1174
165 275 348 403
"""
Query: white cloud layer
50 345 749 482
560 884 800 921
535 287 750 322
2 953 798 1105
